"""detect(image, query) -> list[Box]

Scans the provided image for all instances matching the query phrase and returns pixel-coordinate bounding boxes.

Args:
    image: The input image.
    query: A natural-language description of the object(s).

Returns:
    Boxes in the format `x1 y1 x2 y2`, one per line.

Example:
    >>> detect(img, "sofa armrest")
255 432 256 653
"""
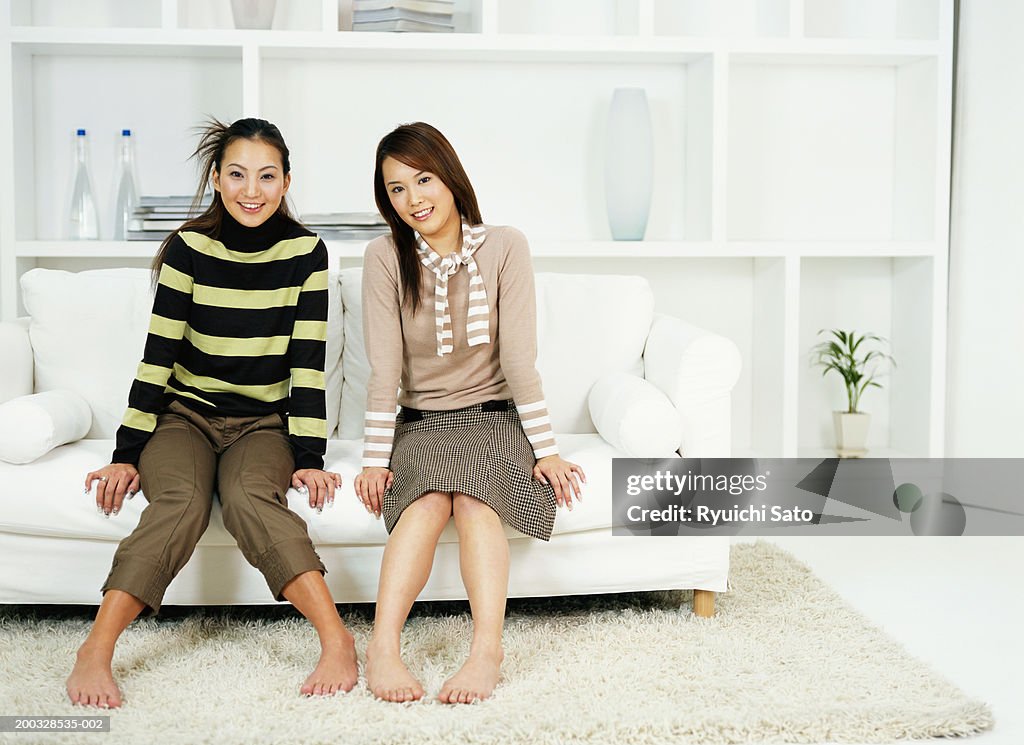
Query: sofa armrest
643 314 742 457
0 318 32 405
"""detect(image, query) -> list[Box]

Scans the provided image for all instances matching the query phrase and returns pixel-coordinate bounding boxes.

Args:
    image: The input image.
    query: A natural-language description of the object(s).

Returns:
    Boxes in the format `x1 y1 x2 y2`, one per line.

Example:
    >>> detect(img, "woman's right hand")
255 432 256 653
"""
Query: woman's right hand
354 467 392 519
85 463 140 518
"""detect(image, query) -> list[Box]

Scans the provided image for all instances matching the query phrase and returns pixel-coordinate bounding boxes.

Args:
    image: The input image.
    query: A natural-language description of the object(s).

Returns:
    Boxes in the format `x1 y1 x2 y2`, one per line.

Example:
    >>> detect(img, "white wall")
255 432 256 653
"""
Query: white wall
947 0 1024 456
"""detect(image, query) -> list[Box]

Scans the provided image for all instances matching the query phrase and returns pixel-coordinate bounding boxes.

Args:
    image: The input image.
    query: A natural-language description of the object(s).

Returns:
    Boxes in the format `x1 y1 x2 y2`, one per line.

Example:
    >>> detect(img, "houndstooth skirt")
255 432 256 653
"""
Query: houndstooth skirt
383 400 557 541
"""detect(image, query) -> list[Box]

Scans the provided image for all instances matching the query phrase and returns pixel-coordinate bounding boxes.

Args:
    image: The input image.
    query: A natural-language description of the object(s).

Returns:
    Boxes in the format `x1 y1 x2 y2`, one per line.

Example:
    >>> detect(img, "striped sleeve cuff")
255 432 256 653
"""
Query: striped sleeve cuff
517 400 558 459
362 408 397 468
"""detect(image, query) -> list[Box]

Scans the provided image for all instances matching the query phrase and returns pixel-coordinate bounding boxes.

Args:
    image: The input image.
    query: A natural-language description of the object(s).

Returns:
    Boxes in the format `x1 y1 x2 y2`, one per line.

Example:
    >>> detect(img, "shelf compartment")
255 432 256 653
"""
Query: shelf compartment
727 57 938 242
653 0 790 38
494 0 626 36
178 0 323 31
13 48 242 240
9 0 162 28
798 256 936 457
803 0 940 41
261 55 712 243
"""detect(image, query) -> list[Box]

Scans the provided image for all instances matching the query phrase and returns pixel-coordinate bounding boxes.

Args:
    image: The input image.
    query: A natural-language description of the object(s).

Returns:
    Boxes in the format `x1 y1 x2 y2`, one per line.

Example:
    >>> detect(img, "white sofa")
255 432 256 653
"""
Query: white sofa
0 266 741 615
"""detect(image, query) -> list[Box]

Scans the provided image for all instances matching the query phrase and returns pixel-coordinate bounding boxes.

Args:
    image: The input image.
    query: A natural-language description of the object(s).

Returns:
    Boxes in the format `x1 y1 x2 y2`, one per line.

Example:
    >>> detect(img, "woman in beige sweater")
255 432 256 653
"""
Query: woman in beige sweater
355 122 585 704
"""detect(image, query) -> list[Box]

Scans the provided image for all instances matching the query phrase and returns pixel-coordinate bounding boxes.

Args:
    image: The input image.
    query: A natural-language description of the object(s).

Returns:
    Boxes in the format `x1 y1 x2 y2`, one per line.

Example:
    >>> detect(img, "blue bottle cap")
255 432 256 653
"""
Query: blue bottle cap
77 129 86 136
122 129 131 136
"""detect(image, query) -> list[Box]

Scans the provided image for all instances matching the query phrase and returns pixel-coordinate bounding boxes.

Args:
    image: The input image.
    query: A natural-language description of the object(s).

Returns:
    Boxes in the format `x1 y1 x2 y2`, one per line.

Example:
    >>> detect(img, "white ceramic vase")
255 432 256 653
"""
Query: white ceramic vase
833 411 870 458
605 88 654 241
231 0 277 29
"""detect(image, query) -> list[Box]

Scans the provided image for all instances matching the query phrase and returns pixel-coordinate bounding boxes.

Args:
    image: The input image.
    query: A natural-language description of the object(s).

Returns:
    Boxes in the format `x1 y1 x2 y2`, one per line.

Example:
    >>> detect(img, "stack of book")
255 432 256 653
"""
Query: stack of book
352 0 455 33
126 194 212 241
301 212 390 240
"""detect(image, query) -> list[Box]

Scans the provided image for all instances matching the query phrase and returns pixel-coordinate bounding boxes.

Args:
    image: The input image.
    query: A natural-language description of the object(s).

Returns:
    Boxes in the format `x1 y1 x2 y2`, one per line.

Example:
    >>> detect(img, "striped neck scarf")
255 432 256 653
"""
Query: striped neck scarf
415 220 488 356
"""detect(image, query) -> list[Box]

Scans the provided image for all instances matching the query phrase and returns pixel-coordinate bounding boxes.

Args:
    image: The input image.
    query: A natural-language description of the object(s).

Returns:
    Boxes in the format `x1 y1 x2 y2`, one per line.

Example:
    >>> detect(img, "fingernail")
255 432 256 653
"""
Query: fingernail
127 492 135 500
112 508 119 516
316 507 323 515
96 505 102 514
83 487 89 495
103 511 110 518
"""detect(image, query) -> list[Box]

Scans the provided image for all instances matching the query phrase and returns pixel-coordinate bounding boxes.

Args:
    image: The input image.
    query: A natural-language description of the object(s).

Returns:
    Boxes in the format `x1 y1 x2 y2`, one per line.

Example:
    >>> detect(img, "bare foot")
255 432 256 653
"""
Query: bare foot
66 643 123 708
300 632 359 696
365 640 424 703
438 648 503 704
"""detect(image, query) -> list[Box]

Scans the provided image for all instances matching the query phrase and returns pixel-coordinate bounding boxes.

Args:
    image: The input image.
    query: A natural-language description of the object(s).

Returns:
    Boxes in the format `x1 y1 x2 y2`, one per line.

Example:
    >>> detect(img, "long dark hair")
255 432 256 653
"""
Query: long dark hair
151 117 298 278
373 122 482 314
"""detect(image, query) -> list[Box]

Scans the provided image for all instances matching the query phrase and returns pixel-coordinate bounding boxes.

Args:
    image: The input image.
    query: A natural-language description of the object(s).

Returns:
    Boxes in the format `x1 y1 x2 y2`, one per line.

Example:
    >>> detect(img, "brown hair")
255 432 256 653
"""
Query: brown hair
151 117 298 279
373 122 482 314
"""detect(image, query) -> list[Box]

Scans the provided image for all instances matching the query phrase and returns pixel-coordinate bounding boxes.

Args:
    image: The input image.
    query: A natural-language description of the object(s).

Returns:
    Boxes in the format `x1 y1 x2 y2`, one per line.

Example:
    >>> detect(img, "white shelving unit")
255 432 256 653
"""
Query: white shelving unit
0 0 954 459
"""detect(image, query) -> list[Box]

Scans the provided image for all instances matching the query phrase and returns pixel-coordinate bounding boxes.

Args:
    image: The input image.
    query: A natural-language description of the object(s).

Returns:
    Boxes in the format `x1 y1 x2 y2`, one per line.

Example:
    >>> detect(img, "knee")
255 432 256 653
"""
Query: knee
413 490 454 521
452 492 489 522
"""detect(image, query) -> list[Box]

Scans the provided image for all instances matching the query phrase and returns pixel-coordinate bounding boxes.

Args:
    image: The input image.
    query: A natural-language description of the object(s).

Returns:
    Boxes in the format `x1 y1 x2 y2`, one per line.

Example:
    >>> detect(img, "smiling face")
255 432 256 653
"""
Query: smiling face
381 155 461 250
212 137 291 228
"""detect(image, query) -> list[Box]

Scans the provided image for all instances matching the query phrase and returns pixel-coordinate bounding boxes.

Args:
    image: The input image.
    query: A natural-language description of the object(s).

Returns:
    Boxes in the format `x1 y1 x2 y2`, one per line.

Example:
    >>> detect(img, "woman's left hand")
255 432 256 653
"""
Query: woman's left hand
292 469 343 513
533 456 586 511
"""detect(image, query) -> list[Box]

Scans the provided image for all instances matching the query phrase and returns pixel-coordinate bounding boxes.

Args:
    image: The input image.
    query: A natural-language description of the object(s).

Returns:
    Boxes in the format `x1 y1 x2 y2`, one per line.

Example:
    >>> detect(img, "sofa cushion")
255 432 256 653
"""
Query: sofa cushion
0 390 93 464
22 268 154 439
338 269 370 439
0 434 620 546
337 268 654 436
588 372 682 456
19 268 345 439
535 273 652 432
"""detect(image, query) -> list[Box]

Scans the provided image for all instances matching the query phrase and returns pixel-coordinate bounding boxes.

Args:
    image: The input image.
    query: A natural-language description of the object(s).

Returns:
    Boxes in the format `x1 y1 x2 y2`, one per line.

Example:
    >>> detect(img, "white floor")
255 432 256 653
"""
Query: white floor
745 537 1024 745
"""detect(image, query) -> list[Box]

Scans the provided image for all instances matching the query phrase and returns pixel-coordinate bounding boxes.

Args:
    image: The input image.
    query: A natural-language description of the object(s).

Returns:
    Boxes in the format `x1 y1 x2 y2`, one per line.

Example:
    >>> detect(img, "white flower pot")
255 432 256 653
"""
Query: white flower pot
833 411 870 458
231 0 277 29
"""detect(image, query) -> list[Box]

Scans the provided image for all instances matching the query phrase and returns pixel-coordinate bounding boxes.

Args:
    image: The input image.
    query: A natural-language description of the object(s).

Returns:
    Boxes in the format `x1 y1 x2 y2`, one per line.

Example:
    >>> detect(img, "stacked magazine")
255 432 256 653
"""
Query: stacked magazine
301 212 389 240
126 194 212 240
353 0 454 33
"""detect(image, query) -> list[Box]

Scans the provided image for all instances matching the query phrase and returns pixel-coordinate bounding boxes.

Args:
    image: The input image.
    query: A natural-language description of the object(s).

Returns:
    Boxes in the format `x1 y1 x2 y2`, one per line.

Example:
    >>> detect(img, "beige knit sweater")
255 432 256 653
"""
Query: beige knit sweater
361 225 558 468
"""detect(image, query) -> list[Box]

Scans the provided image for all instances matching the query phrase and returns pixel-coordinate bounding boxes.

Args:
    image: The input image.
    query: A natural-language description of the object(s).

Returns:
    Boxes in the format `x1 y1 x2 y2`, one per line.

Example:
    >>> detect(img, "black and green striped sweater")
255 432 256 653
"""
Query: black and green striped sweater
112 212 329 470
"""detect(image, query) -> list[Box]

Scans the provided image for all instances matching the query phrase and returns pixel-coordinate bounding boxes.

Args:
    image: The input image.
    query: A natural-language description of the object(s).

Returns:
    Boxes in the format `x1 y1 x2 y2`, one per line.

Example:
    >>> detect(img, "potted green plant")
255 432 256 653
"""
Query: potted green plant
810 329 895 457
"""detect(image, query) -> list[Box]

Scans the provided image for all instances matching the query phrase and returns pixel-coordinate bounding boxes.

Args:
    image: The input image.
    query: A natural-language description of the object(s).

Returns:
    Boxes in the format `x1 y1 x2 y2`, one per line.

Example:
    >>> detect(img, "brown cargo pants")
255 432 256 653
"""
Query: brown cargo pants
102 400 325 614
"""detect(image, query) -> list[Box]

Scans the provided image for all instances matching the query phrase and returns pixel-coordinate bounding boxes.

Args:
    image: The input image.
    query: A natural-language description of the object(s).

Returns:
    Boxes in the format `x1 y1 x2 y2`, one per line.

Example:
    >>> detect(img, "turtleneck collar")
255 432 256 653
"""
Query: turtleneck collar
216 209 290 253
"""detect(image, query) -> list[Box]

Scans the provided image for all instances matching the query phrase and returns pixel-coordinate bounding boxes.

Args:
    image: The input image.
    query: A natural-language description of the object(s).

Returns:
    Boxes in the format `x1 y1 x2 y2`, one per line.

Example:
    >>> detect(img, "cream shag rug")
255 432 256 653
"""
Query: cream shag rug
0 542 992 745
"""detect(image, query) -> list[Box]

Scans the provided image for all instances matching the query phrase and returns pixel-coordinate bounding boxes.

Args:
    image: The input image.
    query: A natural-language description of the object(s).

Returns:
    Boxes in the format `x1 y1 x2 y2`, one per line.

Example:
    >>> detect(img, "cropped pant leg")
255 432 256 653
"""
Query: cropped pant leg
101 407 217 614
216 414 325 600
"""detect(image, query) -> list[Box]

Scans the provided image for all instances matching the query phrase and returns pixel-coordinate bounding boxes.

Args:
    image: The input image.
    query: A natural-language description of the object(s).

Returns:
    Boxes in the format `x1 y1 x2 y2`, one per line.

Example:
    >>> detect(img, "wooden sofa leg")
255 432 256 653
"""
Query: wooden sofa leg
693 589 715 617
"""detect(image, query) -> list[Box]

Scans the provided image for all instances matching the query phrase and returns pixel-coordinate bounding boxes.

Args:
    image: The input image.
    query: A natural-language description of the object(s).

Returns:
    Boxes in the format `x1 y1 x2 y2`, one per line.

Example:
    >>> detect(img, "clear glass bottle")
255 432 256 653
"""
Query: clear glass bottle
112 129 138 240
67 128 100 240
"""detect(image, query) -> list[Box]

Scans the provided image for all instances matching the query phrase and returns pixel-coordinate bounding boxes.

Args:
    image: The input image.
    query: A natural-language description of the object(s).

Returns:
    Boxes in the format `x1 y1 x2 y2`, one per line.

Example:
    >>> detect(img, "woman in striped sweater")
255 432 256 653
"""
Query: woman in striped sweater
356 122 586 704
66 118 357 708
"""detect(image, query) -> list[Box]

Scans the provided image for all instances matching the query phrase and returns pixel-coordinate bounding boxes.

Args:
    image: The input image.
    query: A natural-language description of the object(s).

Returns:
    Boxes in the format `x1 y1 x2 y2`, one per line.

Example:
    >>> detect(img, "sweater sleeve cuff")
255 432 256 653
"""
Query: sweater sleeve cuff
293 450 324 471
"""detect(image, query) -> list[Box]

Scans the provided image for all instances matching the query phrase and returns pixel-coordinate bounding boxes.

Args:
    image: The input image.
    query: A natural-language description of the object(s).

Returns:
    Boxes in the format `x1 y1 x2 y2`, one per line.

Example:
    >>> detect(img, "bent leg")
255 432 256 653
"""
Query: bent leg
439 491 509 704
367 491 452 702
217 420 355 695
71 412 217 707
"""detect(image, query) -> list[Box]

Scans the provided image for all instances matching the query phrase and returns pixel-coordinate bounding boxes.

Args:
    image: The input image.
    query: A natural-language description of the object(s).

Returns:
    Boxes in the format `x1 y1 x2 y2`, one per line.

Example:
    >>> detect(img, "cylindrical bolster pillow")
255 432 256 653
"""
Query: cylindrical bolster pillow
588 372 682 457
0 390 93 464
